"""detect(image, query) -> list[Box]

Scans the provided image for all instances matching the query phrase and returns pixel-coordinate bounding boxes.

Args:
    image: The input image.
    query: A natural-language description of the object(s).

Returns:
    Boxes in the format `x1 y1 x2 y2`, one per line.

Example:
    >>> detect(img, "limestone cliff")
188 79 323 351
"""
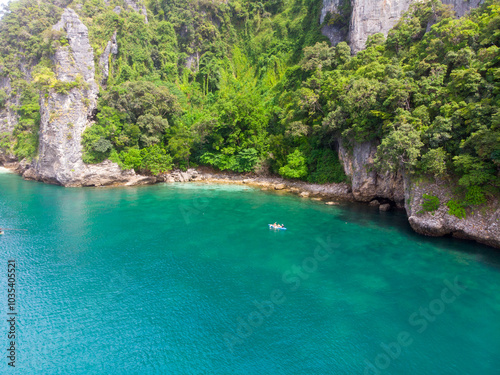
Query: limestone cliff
337 138 404 205
0 76 18 164
321 0 484 52
123 0 148 23
98 31 118 86
23 8 152 187
405 177 500 248
320 0 349 46
348 0 413 53
336 139 499 248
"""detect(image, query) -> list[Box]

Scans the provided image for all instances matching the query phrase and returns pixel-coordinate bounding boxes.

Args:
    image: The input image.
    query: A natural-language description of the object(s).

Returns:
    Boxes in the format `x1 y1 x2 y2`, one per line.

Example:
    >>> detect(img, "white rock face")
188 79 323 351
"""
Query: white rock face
321 0 484 53
321 0 341 23
0 77 17 135
123 0 148 23
442 0 483 17
0 76 18 162
24 8 147 187
99 31 118 85
349 0 414 53
320 0 349 45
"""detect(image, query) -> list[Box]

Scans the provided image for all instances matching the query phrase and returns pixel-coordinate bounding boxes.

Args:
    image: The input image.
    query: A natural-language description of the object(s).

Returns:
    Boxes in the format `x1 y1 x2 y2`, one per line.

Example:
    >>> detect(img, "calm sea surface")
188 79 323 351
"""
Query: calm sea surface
0 170 499 374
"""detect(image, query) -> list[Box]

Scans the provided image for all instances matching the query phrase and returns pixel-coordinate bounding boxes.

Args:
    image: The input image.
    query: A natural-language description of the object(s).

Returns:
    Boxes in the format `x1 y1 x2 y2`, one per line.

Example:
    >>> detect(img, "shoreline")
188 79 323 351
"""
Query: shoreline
158 168 359 206
3 163 497 248
0 162 406 210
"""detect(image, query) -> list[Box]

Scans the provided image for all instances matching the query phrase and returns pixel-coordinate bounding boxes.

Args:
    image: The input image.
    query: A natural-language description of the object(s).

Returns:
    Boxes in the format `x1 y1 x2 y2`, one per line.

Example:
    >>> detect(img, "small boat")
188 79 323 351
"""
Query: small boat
268 224 287 230
0 230 3 235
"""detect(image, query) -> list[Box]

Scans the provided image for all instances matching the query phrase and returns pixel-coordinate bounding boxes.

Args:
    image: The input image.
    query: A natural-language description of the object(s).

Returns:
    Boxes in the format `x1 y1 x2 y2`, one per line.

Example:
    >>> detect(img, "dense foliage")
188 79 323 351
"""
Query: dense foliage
0 0 498 196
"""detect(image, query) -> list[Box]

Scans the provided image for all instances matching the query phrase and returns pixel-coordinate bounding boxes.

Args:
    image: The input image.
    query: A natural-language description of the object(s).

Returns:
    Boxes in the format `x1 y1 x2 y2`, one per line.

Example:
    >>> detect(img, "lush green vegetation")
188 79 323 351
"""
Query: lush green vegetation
419 193 440 214
0 0 498 196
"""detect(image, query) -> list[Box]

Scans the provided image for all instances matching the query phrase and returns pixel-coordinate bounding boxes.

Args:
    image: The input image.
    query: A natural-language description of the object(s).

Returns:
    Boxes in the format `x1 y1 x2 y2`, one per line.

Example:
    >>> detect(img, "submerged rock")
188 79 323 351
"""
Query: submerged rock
379 203 391 212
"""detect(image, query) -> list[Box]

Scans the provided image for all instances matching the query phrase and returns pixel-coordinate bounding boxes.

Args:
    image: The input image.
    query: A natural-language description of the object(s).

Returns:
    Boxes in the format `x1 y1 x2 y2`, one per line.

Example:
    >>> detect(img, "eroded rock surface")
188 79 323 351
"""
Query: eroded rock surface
405 177 500 248
338 138 404 205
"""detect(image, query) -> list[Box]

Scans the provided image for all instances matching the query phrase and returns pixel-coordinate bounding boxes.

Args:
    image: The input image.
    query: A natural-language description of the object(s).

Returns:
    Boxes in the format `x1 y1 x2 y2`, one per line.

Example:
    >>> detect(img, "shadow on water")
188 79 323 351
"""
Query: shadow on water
333 200 500 270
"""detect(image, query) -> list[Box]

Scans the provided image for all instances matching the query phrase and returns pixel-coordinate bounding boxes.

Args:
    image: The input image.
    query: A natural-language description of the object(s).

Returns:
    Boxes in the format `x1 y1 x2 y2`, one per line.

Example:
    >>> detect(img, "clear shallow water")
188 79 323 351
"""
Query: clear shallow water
0 172 499 375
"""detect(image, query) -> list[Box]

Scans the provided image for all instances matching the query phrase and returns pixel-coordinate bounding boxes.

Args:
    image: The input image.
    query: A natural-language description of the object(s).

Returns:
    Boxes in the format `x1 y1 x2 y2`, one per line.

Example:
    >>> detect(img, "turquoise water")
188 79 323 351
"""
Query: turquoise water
0 171 499 374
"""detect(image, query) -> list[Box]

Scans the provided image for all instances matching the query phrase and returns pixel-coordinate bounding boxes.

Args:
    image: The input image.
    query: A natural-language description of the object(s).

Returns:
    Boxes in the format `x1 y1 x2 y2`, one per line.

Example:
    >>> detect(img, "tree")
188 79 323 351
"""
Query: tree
375 122 423 172
279 149 308 178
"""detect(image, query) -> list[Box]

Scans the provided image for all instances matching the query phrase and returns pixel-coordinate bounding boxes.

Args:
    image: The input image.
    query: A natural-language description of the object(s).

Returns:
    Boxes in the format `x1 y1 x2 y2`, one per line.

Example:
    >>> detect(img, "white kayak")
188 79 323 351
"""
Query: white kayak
268 224 287 230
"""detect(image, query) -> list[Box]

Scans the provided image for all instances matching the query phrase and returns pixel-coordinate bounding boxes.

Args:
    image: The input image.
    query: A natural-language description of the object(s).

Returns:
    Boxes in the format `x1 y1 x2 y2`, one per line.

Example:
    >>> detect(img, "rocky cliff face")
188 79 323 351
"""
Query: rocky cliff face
405 177 500 248
337 139 499 248
348 0 413 53
123 0 148 23
98 31 118 85
22 8 151 187
321 0 484 53
0 76 18 164
337 138 404 205
320 0 349 46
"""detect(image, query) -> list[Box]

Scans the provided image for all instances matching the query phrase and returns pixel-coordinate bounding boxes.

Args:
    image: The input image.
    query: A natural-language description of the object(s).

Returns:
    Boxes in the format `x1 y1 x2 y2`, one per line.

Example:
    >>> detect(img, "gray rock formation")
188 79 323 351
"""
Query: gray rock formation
320 0 348 46
321 0 484 53
348 0 413 53
0 77 17 134
23 8 148 187
442 0 483 17
99 31 118 85
0 76 18 163
337 138 499 247
338 138 404 205
123 0 148 23
405 177 500 248
185 51 200 71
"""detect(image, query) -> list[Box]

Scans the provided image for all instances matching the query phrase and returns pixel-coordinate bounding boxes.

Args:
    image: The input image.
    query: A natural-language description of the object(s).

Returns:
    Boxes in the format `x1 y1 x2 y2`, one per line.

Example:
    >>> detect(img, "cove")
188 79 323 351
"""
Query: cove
0 171 499 374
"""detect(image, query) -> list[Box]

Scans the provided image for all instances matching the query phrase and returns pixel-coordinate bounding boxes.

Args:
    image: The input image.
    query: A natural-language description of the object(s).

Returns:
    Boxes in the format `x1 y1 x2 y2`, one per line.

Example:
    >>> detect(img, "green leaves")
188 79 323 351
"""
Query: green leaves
110 145 173 175
420 194 440 214
446 199 466 219
375 121 423 172
279 149 308 179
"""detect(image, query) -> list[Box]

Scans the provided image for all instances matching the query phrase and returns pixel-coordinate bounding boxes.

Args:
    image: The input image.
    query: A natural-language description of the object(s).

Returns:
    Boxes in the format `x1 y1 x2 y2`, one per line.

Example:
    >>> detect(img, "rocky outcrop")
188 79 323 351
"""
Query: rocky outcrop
0 76 18 163
185 51 200 71
320 0 349 46
348 0 413 53
22 8 149 187
337 138 404 205
99 31 118 85
336 138 499 247
441 0 483 17
0 77 18 135
405 177 500 248
123 0 148 23
321 0 484 53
